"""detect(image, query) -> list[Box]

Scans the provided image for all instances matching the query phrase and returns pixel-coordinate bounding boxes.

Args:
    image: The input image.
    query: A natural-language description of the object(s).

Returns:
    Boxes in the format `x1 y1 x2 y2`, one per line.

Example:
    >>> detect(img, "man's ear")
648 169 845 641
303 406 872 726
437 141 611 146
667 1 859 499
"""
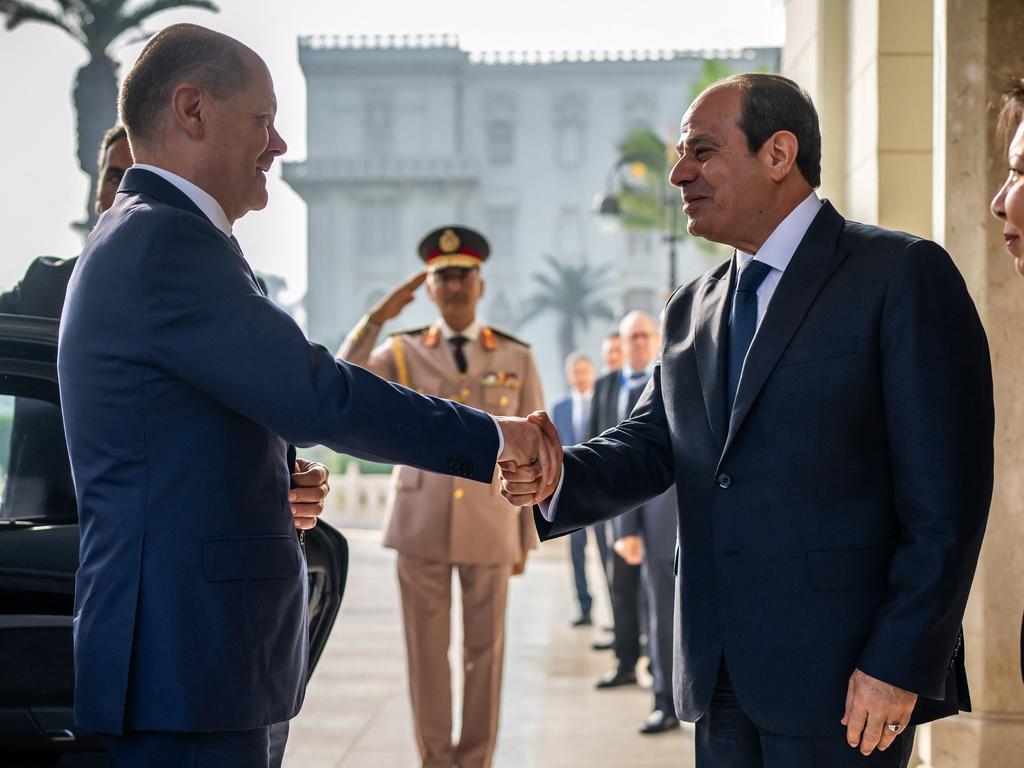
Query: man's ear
760 130 799 182
478 277 486 300
171 83 205 139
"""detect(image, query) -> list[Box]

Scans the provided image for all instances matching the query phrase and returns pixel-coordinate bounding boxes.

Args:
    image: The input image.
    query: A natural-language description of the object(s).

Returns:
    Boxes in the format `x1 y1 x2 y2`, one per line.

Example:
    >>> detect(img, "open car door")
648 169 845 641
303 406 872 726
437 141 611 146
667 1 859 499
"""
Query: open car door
0 315 348 766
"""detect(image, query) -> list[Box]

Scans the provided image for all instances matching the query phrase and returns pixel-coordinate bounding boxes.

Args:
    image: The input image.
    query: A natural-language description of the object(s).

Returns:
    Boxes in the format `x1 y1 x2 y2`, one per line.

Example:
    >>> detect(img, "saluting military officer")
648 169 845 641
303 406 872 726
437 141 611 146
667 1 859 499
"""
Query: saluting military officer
338 225 543 768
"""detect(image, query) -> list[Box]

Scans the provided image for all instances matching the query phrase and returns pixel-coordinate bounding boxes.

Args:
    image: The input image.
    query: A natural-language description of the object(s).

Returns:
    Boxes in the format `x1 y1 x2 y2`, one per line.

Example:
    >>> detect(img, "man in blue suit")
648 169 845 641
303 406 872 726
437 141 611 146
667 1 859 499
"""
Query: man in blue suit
58 24 554 767
503 74 992 767
550 352 607 627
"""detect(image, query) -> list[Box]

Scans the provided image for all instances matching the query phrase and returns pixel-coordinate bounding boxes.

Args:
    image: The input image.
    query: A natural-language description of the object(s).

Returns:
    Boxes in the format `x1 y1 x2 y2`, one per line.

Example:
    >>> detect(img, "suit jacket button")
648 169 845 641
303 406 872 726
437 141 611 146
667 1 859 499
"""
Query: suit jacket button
717 473 732 489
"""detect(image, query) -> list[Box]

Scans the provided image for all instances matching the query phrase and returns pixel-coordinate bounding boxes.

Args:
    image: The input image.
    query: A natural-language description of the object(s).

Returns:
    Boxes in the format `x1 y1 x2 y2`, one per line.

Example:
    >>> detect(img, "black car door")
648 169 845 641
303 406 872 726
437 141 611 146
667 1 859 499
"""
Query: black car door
0 315 348 765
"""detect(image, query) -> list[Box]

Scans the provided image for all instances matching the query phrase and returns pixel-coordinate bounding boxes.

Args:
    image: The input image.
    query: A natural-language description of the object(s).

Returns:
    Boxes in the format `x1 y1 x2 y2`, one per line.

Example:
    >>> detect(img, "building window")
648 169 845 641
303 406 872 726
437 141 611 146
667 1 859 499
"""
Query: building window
484 206 518 259
357 201 400 257
363 92 394 156
486 121 515 166
553 92 587 169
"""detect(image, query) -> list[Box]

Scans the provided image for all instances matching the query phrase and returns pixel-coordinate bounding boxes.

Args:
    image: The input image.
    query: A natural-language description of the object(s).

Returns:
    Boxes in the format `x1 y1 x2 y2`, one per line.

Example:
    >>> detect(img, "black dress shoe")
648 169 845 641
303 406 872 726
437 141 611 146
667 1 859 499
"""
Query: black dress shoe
639 709 680 734
590 638 614 651
595 667 637 688
571 613 593 627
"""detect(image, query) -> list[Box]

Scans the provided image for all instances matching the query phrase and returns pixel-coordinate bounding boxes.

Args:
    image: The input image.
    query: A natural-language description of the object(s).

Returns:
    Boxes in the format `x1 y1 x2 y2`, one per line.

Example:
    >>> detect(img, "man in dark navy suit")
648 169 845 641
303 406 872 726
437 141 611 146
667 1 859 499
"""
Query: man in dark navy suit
503 74 993 767
58 24 554 767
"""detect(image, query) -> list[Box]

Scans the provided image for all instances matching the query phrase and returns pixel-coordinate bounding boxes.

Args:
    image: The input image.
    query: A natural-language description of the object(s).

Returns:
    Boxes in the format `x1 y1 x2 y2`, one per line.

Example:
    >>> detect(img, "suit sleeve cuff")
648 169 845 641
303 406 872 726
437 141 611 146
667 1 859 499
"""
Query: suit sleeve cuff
489 414 505 460
538 467 565 522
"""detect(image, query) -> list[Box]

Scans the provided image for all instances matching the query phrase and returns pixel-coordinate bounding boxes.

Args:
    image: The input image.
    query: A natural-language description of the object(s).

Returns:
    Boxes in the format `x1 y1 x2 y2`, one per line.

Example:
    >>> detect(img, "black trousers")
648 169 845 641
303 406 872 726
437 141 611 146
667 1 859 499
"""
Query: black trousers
608 548 642 670
642 555 676 713
697 662 916 768
102 724 282 768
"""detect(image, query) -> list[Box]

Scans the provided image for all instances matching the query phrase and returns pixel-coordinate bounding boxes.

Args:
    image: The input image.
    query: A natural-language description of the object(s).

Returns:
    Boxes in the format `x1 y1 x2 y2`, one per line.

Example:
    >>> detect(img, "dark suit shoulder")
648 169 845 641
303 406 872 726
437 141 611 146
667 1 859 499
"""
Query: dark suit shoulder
594 369 621 393
839 217 930 257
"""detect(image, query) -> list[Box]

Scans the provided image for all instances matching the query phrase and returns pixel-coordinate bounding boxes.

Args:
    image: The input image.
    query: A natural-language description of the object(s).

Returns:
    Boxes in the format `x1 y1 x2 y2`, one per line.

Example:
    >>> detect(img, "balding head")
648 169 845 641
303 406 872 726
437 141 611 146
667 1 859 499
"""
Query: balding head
619 311 660 371
116 24 287 224
120 24 253 147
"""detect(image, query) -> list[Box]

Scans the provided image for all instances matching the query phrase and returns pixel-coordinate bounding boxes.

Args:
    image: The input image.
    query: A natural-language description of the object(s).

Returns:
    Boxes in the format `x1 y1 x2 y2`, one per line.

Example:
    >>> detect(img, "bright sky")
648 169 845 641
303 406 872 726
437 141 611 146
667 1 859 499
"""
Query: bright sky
0 0 785 301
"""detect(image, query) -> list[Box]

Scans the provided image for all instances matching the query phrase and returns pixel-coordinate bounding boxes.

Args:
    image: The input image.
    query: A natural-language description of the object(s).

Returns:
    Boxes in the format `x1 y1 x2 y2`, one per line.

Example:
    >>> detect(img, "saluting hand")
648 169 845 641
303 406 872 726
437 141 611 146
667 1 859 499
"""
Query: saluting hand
368 270 428 325
289 458 330 530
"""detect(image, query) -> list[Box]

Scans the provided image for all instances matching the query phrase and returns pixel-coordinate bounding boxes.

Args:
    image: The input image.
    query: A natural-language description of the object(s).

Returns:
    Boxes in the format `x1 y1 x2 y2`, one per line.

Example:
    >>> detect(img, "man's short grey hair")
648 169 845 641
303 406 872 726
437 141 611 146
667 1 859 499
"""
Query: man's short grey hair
564 351 593 377
119 24 253 144
619 310 656 337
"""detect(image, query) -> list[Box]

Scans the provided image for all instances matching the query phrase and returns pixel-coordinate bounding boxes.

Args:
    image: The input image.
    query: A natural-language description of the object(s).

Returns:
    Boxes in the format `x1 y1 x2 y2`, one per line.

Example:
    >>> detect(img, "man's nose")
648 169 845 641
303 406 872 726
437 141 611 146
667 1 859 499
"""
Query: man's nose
269 125 288 157
669 156 696 188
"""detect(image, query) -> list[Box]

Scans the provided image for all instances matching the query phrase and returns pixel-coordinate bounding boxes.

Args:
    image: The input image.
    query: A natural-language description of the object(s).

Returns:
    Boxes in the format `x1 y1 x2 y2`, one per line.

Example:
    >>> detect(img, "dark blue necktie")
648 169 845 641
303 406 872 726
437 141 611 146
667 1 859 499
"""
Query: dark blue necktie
727 259 772 413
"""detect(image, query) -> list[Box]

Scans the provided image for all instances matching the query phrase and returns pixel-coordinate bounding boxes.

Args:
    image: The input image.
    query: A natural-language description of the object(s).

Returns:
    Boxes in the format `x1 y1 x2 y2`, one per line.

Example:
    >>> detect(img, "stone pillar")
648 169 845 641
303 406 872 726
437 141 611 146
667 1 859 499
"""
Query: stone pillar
928 0 1024 765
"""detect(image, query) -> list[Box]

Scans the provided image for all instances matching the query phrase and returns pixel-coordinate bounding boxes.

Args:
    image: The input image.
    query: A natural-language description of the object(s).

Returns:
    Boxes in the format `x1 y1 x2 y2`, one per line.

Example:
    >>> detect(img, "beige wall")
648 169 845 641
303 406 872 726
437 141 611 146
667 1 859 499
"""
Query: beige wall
786 0 1024 765
785 0 933 235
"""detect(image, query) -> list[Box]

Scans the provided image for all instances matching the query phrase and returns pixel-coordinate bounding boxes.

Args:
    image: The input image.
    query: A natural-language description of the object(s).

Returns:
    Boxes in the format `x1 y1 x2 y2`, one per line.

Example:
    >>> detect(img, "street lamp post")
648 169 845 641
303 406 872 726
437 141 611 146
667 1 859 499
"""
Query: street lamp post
593 153 683 296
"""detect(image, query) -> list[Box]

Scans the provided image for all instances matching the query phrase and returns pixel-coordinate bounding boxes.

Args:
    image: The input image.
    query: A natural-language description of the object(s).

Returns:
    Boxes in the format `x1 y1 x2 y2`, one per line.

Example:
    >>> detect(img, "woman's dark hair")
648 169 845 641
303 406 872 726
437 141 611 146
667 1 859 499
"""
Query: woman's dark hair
997 77 1024 150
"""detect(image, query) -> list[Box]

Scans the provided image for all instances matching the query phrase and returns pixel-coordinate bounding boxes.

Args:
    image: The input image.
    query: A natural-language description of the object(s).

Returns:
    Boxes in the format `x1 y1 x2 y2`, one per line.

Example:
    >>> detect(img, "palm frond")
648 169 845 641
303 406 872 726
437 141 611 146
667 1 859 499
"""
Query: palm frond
111 0 217 40
0 0 82 43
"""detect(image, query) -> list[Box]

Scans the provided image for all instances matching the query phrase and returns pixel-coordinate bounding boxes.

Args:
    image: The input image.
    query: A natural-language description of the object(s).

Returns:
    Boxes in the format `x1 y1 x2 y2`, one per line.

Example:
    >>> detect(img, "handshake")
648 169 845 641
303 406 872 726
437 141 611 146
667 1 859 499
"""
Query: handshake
495 412 563 506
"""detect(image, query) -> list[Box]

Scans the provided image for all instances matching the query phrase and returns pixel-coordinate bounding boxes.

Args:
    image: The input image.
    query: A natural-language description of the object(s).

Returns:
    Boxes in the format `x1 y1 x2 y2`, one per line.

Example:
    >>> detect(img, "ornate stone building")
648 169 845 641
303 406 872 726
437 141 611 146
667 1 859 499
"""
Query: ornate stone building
283 36 779 400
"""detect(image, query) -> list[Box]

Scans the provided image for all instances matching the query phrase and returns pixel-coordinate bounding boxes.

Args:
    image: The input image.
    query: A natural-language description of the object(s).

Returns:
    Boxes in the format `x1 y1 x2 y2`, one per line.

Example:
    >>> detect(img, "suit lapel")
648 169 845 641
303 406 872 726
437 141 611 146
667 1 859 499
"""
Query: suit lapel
693 260 735 451
721 202 849 458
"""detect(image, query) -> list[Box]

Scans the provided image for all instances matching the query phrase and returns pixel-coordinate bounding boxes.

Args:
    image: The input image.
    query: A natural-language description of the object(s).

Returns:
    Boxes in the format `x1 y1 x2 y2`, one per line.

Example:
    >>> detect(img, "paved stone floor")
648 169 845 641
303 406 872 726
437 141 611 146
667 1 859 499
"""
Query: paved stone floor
284 523 694 768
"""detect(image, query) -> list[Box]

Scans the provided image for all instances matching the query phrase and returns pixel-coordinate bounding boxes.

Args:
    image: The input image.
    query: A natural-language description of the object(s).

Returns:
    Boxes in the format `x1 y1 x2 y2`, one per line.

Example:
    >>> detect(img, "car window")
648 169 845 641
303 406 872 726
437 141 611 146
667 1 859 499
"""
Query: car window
0 391 76 523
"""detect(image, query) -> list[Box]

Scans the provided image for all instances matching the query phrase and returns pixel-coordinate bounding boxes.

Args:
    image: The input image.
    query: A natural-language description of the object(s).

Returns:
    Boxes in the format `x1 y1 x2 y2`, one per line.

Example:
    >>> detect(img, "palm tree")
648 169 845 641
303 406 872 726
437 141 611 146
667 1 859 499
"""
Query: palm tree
0 0 218 233
520 255 617 367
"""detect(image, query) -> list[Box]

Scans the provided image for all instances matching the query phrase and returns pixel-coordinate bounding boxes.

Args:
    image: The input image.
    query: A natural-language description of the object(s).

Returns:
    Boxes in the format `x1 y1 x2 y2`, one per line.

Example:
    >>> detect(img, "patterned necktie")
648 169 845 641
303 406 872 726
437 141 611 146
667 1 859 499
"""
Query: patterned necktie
727 259 772 413
450 336 469 374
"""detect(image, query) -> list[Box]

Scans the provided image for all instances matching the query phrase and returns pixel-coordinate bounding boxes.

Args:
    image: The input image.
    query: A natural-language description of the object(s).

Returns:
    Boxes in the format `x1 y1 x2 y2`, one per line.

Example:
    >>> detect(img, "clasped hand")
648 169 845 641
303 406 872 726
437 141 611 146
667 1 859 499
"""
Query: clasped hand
495 411 563 506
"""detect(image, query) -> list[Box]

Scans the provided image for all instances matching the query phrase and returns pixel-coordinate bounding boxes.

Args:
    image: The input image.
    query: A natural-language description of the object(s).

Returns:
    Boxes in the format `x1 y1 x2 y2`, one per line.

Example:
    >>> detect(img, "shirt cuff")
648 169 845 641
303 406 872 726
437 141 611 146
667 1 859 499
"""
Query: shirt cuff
489 414 505 462
538 466 565 522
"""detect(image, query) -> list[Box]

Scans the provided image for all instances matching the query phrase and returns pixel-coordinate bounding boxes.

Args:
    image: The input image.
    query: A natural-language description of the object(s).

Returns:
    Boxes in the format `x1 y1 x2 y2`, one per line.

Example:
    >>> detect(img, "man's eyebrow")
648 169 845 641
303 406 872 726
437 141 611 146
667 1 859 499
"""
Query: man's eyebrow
678 132 720 149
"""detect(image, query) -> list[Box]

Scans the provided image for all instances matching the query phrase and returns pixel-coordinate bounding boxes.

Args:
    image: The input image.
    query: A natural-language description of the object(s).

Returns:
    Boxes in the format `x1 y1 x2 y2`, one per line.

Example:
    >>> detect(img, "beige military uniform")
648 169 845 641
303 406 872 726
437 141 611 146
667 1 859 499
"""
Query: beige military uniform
338 315 542 768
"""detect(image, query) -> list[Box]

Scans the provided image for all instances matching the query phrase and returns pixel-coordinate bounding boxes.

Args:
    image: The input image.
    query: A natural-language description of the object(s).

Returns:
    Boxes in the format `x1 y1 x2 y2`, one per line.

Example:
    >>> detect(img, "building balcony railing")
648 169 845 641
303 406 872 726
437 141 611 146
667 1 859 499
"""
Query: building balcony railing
282 156 481 192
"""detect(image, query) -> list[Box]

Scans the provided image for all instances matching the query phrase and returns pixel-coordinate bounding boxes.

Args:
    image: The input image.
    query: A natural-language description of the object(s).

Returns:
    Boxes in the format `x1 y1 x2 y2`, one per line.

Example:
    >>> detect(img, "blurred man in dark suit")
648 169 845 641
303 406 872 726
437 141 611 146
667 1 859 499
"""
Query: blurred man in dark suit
590 311 659 691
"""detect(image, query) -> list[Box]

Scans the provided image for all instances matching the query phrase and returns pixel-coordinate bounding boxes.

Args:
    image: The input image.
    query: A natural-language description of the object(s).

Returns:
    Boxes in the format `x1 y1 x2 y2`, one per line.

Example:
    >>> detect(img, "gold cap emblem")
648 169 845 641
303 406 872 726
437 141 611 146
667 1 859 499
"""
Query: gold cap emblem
439 228 461 254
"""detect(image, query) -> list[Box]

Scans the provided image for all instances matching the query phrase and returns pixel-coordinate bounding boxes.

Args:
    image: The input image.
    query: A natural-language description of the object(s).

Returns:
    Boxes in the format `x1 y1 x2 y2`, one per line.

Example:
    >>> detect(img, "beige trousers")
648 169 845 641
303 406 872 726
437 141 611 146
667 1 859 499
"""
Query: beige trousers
397 553 512 768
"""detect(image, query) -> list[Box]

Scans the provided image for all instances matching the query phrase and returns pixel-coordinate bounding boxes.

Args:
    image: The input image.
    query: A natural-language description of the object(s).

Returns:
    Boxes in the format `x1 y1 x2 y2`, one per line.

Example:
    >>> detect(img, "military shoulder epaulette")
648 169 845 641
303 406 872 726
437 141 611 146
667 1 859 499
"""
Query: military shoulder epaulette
486 327 531 348
387 324 431 338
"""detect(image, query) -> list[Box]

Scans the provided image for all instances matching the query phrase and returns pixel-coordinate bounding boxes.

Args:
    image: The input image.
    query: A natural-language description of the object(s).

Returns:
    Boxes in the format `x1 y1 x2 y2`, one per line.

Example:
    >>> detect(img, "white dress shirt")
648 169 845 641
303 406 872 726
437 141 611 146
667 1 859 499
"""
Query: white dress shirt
132 164 233 237
541 192 823 522
570 389 593 444
733 191 822 331
616 362 655 422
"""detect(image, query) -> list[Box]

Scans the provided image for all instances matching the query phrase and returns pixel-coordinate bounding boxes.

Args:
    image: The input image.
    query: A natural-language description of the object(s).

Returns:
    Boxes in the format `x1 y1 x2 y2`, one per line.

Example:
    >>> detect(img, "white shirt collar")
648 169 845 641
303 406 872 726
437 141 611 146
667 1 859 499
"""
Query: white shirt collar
133 164 233 237
621 362 654 380
438 318 481 342
737 192 822 273
570 388 593 405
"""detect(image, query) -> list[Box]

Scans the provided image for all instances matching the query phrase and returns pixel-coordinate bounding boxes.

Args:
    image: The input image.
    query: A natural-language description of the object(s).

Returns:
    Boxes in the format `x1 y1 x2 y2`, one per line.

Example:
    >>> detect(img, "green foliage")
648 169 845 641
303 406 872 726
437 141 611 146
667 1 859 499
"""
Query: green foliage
297 446 393 476
520 255 617 365
691 59 738 101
